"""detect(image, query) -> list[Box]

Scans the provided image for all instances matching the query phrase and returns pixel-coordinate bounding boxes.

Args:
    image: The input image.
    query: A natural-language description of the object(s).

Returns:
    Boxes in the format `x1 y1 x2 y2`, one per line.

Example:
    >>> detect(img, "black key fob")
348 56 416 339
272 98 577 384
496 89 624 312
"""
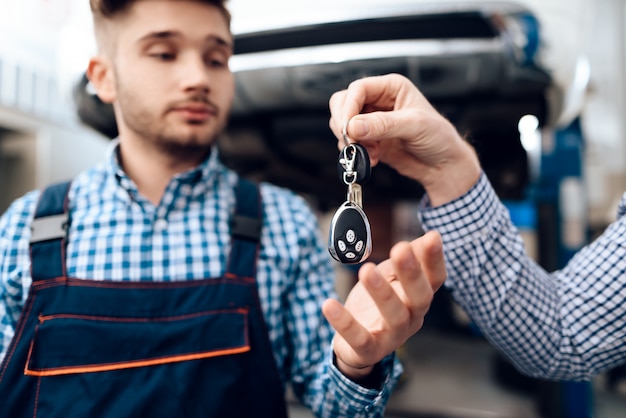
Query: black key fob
328 201 372 264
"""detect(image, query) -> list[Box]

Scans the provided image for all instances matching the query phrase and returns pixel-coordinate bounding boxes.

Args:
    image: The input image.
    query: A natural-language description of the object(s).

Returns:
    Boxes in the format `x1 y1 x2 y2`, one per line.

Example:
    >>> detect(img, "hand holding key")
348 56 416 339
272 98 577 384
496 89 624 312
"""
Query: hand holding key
328 73 481 206
323 74 452 384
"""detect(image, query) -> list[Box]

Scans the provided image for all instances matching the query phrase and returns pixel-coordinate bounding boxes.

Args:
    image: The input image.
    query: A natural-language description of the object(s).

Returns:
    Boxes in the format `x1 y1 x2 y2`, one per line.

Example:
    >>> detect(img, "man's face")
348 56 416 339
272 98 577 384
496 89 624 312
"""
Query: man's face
105 1 234 153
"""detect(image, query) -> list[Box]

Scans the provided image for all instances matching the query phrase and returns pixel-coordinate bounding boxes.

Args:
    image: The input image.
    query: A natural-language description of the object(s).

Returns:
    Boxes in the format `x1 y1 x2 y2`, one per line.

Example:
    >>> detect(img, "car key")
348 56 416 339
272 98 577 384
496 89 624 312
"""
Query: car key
328 143 373 264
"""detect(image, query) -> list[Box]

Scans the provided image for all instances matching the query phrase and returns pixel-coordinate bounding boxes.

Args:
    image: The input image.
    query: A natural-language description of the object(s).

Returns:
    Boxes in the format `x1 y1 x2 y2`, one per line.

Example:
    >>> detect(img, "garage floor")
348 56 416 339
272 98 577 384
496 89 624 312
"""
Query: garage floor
287 330 626 418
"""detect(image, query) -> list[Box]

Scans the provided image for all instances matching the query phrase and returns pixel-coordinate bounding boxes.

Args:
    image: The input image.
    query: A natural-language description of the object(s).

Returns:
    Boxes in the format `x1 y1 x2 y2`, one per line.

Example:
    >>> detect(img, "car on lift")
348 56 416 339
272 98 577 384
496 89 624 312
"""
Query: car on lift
74 1 557 210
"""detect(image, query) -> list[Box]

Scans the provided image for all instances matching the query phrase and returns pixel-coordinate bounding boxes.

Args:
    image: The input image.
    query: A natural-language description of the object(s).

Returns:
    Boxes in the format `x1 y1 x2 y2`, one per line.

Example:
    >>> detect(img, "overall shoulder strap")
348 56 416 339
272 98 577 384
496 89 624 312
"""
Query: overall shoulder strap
226 177 262 279
29 181 72 281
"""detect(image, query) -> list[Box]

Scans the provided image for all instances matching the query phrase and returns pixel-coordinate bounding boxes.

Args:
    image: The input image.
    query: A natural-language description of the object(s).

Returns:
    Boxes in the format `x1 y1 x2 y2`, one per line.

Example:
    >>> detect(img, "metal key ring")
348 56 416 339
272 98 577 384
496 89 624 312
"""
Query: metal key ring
342 119 352 148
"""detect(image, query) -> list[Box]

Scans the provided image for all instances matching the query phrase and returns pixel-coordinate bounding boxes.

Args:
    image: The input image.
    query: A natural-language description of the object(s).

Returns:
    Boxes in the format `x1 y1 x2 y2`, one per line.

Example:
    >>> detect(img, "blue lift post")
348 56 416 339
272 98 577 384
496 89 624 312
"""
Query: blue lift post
500 14 593 417
498 12 594 417
533 117 593 418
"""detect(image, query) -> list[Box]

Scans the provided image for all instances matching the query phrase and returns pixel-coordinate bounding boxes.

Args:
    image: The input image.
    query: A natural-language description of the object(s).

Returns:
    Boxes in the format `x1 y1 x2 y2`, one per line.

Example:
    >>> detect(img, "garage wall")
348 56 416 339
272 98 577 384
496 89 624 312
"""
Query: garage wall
0 105 109 214
0 1 109 214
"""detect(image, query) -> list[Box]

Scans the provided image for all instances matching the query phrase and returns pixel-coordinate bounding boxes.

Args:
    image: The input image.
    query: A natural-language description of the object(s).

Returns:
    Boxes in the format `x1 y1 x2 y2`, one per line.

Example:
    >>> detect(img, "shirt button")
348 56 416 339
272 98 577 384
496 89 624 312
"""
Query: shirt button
154 219 168 232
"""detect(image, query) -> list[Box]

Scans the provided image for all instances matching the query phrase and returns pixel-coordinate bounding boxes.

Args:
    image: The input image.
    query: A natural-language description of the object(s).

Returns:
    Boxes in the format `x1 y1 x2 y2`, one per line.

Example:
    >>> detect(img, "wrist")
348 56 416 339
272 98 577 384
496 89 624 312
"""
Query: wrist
422 141 481 207
334 352 375 382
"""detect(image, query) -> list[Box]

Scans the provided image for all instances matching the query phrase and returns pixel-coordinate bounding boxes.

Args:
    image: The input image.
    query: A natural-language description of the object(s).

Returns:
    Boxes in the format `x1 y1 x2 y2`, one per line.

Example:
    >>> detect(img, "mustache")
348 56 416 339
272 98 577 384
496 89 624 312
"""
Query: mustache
168 95 219 114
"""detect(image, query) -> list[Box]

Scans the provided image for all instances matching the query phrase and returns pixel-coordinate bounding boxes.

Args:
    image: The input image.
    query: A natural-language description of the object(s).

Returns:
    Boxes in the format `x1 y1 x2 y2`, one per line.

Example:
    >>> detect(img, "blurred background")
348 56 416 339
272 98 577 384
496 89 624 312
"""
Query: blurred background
1 0 626 417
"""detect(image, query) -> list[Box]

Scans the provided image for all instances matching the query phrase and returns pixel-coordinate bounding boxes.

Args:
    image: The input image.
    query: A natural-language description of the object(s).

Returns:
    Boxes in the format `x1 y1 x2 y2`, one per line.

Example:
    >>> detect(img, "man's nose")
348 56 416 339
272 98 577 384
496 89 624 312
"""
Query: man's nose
180 53 211 93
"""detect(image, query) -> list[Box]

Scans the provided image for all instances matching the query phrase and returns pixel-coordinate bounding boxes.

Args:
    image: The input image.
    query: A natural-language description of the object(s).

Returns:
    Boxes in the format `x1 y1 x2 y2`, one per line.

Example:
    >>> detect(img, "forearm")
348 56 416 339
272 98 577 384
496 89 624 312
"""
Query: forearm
436 208 575 379
419 173 625 380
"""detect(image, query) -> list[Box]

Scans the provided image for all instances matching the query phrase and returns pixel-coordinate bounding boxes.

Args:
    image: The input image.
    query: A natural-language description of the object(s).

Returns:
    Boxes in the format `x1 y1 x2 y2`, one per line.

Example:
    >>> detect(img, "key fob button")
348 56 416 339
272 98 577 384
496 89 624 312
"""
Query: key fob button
338 240 347 252
346 229 356 243
345 252 356 259
355 240 363 252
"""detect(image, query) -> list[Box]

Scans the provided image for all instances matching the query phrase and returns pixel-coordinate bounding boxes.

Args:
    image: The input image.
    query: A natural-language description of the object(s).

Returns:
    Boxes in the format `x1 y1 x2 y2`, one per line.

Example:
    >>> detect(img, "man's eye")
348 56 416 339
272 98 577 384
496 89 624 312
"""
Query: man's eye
151 52 175 61
206 54 229 68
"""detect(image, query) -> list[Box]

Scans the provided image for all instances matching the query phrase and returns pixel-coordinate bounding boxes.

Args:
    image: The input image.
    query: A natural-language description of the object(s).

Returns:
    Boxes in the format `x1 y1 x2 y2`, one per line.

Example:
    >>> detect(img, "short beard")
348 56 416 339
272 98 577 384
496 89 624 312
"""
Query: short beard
154 133 213 163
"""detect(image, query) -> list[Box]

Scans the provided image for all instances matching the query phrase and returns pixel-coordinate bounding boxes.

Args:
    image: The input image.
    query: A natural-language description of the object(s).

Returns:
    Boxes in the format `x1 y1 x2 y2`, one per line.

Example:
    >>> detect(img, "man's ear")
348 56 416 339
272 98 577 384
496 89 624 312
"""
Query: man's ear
86 56 116 104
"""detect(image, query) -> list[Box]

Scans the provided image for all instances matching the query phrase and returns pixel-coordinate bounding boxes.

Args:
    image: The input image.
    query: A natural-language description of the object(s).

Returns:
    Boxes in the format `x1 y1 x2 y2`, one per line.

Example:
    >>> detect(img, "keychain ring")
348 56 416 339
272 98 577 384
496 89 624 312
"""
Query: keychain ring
342 119 352 147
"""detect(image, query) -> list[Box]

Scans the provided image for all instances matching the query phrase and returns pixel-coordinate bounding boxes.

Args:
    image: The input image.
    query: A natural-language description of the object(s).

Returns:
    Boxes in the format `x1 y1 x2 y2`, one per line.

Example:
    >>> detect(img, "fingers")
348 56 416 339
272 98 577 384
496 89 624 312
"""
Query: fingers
410 231 447 291
376 232 446 291
323 262 415 369
359 262 411 331
328 74 392 142
322 299 372 354
322 260 415 342
387 241 429 302
328 74 430 143
325 232 447 375
377 241 434 326
368 234 446 326
347 109 427 145
328 75 397 131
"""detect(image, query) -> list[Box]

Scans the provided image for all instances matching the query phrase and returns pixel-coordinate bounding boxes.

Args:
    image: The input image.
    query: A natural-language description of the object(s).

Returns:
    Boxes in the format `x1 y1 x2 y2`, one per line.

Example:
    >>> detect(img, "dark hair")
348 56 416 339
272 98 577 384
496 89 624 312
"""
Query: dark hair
89 0 232 52
89 0 231 24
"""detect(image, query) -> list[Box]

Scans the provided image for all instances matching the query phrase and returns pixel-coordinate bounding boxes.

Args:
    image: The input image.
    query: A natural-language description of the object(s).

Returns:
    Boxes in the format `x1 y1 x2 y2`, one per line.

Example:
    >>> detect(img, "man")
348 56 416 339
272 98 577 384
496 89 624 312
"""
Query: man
0 2 445 418
329 73 626 381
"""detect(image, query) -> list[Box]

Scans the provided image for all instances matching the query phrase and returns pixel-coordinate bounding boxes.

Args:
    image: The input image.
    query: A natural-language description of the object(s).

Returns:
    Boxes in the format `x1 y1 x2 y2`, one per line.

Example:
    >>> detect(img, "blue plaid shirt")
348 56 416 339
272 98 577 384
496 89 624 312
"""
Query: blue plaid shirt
0 141 400 417
420 172 626 380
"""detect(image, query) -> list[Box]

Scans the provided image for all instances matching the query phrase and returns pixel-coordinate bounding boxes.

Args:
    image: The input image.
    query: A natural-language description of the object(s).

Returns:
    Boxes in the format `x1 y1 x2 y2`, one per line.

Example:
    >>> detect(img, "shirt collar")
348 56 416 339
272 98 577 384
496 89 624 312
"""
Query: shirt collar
105 138 226 201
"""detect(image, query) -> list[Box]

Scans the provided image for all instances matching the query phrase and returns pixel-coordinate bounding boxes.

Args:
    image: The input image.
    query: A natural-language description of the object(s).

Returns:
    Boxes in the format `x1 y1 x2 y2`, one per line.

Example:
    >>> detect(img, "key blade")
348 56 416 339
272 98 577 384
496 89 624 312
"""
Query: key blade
347 183 363 208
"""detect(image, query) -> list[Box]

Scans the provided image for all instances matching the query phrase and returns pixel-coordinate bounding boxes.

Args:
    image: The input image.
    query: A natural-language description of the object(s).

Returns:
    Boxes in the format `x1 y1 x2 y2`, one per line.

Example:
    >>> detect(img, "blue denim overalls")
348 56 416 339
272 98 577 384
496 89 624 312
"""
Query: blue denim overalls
0 178 288 418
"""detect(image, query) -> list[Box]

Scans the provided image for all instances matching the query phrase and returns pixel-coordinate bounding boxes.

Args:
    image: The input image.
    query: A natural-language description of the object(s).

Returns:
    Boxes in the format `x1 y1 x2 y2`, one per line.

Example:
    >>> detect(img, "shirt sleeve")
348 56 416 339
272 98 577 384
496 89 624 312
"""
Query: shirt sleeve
418 172 626 380
274 189 402 417
0 191 39 362
322 350 401 417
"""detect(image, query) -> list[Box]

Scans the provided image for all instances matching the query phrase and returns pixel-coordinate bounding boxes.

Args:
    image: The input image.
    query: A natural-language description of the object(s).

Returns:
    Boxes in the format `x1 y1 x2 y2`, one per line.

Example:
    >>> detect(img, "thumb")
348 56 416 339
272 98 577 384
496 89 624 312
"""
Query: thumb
347 109 424 144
